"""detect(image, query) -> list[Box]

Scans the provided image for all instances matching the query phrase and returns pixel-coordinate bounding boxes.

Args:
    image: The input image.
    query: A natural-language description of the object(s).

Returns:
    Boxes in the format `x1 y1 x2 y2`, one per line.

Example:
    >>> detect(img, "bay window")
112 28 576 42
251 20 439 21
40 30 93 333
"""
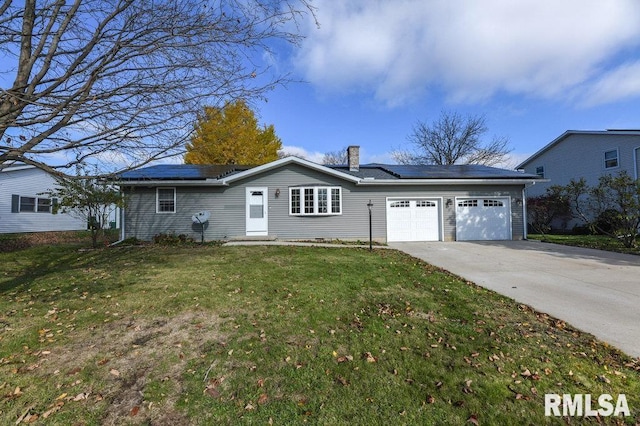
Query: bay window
290 186 342 215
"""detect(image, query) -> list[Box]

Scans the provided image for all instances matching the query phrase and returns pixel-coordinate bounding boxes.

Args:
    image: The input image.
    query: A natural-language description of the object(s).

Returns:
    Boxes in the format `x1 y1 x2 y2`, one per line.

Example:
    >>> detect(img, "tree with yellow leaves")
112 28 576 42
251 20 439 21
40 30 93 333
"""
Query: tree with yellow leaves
185 100 282 165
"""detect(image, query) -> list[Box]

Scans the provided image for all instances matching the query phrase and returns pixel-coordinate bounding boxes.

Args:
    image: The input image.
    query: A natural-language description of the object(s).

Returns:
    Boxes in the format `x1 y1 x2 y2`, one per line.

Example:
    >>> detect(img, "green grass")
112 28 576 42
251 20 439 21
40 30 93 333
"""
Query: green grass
1 244 639 424
528 234 640 255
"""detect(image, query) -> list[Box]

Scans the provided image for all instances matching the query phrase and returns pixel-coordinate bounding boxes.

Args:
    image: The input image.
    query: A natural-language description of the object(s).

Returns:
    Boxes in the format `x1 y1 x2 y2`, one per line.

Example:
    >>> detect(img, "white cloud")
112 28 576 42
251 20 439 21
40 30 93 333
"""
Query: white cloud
295 0 640 106
280 145 325 163
578 61 640 106
280 145 394 165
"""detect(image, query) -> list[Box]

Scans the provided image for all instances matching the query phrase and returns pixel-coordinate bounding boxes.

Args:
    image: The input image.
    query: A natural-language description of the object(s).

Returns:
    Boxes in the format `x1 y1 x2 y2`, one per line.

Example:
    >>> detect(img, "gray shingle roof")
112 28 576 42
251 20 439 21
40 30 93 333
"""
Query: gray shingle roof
118 161 539 181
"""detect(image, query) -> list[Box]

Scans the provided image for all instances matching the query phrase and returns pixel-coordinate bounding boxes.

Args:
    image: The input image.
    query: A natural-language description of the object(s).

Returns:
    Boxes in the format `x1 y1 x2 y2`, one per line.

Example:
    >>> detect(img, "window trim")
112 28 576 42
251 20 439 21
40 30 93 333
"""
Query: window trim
535 165 545 178
12 195 53 213
19 196 37 212
604 148 619 170
289 186 342 216
37 197 52 213
156 187 176 214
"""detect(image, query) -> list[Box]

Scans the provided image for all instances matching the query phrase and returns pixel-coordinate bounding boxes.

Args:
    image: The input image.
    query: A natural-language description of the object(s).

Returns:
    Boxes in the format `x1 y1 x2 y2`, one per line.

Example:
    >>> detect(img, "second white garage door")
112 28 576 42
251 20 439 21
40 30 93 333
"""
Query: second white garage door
456 197 511 241
387 198 441 242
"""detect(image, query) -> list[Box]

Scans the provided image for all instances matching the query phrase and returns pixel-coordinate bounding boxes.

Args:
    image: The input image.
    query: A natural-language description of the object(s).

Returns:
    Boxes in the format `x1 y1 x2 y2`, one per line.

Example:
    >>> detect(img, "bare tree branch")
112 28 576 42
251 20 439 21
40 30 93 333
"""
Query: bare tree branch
0 0 315 176
396 110 512 166
322 147 348 165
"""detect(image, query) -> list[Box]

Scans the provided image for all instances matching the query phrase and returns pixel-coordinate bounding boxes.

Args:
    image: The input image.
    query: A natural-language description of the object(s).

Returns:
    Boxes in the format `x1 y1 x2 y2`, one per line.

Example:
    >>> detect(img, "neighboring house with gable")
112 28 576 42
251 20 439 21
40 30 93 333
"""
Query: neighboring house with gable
0 163 86 233
116 146 542 243
517 129 640 198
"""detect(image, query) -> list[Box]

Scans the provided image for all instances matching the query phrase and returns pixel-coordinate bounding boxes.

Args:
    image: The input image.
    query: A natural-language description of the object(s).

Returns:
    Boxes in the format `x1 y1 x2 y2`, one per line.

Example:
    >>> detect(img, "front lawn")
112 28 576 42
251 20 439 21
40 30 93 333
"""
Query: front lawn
1 244 639 424
528 234 640 256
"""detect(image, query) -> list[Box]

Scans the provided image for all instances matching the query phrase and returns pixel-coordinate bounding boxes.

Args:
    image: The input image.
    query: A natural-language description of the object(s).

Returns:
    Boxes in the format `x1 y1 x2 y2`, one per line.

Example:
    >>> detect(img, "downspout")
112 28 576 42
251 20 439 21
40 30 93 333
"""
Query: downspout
110 189 126 246
522 186 528 240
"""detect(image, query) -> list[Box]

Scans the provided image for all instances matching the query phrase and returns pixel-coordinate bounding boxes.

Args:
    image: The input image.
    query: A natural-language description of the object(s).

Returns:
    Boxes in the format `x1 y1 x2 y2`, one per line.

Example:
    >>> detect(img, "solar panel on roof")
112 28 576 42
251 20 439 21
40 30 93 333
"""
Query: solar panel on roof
118 164 251 180
378 164 539 179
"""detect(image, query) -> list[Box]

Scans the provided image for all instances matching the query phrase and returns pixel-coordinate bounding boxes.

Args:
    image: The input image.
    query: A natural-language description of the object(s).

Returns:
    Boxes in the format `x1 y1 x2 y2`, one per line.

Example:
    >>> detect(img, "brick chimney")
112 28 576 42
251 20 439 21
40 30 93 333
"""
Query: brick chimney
347 145 360 172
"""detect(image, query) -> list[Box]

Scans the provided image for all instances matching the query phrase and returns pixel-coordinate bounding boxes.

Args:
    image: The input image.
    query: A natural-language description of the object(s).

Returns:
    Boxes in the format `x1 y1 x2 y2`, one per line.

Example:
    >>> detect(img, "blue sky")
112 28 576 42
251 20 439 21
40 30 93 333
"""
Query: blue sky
254 0 640 168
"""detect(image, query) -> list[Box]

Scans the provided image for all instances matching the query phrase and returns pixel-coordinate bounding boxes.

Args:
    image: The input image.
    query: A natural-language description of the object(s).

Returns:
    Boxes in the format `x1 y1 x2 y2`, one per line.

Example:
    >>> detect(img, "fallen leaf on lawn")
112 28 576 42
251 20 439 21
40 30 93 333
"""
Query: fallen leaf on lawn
257 378 265 388
42 401 64 418
258 393 268 405
521 368 531 378
426 395 435 404
73 392 89 401
336 355 353 363
15 404 35 424
245 402 255 411
130 406 140 416
23 413 38 423
109 369 120 377
204 386 220 398
336 376 349 386
363 352 377 363
66 367 81 376
467 414 479 425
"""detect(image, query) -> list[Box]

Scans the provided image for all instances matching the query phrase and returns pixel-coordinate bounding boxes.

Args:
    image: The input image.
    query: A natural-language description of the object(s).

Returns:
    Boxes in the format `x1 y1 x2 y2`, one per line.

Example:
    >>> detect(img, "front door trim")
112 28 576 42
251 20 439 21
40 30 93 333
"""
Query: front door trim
246 187 268 236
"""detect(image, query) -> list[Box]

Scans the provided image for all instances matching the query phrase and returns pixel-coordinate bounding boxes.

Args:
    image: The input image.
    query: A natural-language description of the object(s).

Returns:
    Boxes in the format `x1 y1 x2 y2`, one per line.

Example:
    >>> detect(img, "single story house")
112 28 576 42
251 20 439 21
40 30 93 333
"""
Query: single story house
116 147 542 242
0 163 87 233
517 129 640 198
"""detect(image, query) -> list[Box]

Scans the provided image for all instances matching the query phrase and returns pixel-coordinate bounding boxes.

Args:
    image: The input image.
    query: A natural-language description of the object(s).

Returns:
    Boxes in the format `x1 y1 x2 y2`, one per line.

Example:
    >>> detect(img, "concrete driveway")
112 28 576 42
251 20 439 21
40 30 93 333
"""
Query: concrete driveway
389 240 640 358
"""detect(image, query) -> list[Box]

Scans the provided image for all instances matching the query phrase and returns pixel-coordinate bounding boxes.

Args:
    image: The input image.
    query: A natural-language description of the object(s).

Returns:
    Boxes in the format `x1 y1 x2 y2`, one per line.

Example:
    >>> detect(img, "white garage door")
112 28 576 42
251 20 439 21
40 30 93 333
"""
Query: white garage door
456 198 510 241
387 199 440 242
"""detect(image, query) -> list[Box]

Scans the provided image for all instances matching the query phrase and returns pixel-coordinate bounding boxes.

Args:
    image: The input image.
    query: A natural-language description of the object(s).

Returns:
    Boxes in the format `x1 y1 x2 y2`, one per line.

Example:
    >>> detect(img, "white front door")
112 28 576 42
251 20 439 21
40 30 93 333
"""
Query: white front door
246 187 268 236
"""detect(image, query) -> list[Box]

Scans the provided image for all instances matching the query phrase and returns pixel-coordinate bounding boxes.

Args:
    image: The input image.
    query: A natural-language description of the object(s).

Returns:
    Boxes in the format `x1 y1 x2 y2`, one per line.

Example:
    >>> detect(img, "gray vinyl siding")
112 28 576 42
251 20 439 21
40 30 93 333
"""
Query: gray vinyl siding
521 133 640 198
123 163 527 242
0 167 86 233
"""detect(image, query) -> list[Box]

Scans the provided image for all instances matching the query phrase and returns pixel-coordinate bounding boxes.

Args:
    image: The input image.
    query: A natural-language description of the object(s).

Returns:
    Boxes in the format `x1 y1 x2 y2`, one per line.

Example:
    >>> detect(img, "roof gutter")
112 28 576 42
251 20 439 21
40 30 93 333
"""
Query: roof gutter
115 179 227 187
356 178 544 186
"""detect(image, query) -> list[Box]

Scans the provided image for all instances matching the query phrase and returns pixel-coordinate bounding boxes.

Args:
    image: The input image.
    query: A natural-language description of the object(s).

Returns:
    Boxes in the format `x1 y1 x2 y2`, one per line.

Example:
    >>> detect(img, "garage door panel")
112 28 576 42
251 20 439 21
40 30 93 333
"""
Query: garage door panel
387 199 440 242
456 198 510 241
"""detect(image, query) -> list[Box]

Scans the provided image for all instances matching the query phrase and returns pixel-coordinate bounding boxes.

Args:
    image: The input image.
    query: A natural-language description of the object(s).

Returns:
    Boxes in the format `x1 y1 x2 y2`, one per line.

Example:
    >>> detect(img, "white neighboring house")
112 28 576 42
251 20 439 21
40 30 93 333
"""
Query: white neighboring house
0 163 115 234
